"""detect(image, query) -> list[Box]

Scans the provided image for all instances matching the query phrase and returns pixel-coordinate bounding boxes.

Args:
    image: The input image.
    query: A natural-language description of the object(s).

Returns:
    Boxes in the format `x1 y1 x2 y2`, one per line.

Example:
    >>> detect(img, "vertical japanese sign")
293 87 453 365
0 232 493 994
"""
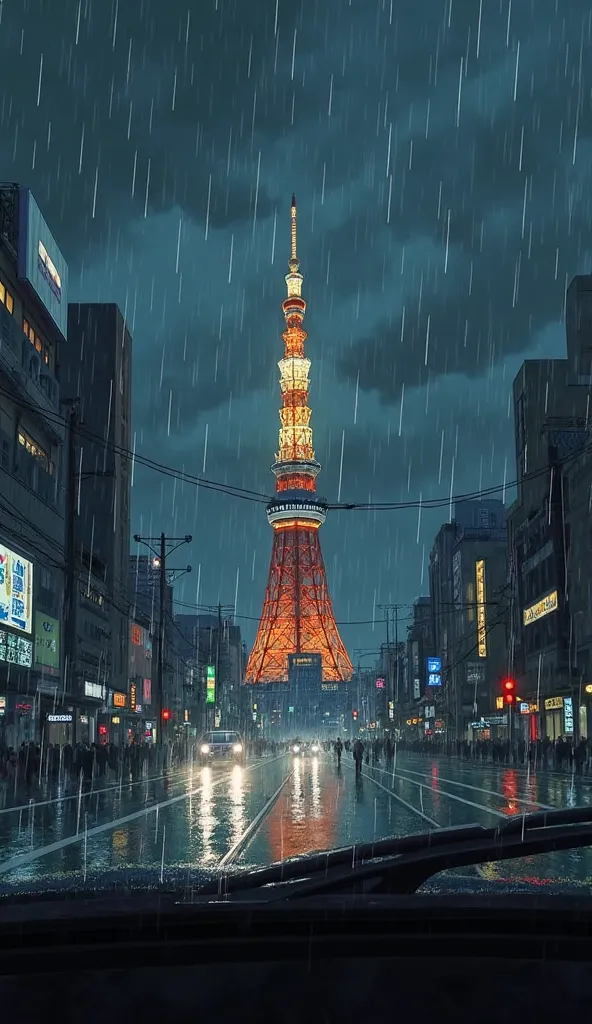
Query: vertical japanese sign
206 664 216 704
475 559 487 658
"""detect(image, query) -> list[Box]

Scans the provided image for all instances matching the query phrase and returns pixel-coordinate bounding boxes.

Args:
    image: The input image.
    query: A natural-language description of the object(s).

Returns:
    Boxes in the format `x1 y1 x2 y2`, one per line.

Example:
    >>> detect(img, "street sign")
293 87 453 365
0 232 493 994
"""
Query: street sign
428 672 442 686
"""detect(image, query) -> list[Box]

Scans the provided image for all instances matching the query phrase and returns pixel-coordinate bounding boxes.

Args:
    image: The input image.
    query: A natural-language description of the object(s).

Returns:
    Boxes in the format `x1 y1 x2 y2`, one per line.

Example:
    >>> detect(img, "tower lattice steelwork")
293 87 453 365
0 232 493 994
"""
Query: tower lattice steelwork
245 196 353 684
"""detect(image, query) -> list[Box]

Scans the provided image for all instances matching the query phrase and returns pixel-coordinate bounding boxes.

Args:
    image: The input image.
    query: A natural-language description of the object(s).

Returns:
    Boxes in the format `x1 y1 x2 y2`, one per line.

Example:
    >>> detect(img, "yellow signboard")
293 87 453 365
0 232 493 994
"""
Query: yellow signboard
495 696 504 710
476 560 487 658
523 590 558 627
544 696 563 711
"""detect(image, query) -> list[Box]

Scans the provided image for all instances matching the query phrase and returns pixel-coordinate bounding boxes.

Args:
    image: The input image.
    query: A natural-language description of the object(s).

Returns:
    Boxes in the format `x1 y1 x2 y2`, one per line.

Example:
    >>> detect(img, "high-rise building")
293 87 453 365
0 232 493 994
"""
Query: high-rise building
61 304 132 741
508 275 592 742
429 500 508 741
245 197 352 686
0 184 68 747
175 612 243 733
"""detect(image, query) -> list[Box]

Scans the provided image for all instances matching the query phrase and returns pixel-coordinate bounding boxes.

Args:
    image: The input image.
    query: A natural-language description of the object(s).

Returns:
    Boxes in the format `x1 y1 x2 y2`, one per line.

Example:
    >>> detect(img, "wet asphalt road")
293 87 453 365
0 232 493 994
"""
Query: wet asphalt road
0 751 590 888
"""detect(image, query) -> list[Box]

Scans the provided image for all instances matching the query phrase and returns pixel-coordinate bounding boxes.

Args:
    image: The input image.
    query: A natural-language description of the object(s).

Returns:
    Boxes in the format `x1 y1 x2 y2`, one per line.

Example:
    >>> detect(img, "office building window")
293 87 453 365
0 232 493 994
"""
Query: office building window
23 319 50 365
17 428 53 474
0 279 14 316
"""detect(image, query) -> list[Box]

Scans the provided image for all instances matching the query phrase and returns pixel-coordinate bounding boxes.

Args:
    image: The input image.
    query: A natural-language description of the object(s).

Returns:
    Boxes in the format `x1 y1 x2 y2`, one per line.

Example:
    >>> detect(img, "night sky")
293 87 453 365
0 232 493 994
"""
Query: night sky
1 0 591 658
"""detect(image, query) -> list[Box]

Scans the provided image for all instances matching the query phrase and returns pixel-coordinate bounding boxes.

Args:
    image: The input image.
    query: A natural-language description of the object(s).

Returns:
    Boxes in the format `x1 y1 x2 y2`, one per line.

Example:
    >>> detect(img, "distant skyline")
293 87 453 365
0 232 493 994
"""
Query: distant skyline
1 1 591 656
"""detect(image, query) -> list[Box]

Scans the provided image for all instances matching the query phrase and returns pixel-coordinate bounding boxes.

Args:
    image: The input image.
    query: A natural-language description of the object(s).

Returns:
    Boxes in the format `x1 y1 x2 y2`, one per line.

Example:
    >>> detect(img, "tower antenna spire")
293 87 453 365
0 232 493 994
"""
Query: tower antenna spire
289 193 298 272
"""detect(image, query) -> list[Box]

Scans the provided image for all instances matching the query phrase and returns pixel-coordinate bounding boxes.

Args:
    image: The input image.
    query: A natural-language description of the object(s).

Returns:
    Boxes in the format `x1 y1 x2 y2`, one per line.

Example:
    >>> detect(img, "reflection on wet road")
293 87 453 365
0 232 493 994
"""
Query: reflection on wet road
0 750 591 888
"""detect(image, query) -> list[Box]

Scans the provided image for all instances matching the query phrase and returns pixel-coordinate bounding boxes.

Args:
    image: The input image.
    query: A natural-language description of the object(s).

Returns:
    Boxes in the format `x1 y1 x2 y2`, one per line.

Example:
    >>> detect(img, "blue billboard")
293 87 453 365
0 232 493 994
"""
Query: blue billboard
17 188 68 339
427 657 441 673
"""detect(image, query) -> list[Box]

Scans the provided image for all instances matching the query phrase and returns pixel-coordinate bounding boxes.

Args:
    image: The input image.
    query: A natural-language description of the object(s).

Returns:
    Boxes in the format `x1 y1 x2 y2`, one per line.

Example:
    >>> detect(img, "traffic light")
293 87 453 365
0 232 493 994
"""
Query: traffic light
352 709 358 720
162 708 172 721
501 678 516 705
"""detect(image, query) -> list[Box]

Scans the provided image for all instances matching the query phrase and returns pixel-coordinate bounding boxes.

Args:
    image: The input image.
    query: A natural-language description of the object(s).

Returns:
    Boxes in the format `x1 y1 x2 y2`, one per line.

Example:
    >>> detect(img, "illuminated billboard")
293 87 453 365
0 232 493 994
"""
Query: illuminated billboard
34 612 60 671
17 188 68 339
475 560 487 658
0 544 33 634
206 665 216 704
523 589 558 626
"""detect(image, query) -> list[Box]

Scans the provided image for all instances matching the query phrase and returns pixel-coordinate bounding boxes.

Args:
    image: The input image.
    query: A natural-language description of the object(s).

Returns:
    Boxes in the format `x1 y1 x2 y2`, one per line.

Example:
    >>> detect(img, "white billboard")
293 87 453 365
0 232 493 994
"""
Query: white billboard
0 544 33 634
17 188 68 340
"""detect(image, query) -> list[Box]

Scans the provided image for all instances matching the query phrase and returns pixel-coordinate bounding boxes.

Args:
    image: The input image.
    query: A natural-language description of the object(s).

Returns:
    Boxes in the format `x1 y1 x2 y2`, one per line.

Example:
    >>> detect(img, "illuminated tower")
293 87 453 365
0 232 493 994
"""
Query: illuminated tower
245 196 353 684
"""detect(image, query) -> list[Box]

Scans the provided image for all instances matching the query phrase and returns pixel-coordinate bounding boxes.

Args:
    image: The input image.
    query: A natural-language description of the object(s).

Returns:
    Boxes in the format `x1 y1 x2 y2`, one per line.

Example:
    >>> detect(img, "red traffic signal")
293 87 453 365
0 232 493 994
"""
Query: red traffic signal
501 678 516 705
162 708 172 721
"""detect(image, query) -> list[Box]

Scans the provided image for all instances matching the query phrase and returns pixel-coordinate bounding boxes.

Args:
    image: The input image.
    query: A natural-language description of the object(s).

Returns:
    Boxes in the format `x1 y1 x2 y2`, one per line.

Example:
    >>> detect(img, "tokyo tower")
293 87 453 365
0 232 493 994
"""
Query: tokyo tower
245 196 353 684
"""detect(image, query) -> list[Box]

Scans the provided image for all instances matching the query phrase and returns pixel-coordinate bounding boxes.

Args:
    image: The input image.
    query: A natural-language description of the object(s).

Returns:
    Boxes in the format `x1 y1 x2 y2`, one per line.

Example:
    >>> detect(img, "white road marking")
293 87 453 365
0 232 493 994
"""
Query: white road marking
343 760 440 828
366 762 506 819
391 762 554 810
0 763 197 816
0 755 284 875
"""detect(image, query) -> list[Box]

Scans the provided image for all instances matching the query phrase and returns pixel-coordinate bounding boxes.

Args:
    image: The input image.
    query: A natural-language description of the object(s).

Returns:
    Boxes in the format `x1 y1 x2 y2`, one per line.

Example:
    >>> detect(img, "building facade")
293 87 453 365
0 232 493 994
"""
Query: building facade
0 184 68 747
429 499 508 741
61 304 132 740
508 275 592 743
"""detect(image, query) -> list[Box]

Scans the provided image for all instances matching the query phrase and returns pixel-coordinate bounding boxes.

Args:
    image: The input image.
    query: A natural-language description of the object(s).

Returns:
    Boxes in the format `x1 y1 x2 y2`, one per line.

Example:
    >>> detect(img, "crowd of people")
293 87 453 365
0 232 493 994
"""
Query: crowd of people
395 735 591 773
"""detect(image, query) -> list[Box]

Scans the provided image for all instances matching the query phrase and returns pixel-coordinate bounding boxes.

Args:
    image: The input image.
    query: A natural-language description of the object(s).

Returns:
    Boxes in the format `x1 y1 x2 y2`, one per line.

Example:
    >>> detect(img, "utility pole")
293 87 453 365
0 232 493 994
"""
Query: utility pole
133 533 191 752
63 401 81 725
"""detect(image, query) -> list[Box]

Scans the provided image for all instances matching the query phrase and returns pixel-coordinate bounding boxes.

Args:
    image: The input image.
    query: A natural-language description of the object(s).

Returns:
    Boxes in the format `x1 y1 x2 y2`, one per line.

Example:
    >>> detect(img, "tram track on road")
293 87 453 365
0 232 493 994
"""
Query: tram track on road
218 766 295 868
0 755 287 877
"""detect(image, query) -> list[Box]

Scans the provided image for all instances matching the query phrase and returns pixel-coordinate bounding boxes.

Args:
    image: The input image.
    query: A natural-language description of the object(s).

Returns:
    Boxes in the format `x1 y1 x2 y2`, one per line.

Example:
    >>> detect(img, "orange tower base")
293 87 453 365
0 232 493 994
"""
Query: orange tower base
245 522 353 684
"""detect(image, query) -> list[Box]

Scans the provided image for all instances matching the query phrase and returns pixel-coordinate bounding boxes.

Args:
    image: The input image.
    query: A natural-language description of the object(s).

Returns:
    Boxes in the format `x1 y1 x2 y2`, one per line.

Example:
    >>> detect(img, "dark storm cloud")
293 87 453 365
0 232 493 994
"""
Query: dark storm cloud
0 0 309 255
319 2 592 396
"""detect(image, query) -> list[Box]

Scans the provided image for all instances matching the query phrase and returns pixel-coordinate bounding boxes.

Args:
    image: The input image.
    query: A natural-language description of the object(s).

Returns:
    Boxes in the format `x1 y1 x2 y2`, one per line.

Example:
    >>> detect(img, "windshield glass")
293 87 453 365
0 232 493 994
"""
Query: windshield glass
0 0 589 902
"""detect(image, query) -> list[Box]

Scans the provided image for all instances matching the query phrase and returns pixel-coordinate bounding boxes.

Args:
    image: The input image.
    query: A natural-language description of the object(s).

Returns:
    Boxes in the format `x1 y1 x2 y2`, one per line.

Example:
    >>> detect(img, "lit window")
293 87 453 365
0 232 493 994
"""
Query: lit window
23 319 29 336
0 280 14 315
17 428 53 473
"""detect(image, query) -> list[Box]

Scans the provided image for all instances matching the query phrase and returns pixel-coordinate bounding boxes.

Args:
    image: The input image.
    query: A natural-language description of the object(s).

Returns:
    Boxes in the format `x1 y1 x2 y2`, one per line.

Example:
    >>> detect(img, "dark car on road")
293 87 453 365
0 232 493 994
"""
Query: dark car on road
291 740 321 756
198 731 246 766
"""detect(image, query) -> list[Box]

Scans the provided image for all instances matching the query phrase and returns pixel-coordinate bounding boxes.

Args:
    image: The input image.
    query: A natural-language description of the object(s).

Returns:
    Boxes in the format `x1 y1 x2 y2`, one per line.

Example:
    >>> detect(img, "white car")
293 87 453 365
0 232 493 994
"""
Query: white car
198 731 245 766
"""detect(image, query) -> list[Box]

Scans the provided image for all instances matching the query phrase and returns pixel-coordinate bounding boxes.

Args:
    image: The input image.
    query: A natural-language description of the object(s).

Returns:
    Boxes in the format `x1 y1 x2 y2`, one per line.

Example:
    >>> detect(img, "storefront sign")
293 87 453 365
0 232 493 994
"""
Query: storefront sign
84 681 106 700
476 560 487 657
496 696 504 710
113 692 126 708
564 696 574 735
46 713 72 723
143 678 151 703
0 696 5 716
375 677 385 689
544 695 563 711
519 702 530 714
427 657 441 673
130 684 137 710
0 544 33 634
585 684 592 695
523 590 558 627
0 630 33 667
413 678 420 699
34 613 60 670
112 716 121 724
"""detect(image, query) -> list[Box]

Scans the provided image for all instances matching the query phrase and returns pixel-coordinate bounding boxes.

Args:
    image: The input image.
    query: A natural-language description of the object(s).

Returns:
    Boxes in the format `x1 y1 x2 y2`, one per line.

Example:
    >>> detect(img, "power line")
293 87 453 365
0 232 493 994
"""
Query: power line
3 378 591 515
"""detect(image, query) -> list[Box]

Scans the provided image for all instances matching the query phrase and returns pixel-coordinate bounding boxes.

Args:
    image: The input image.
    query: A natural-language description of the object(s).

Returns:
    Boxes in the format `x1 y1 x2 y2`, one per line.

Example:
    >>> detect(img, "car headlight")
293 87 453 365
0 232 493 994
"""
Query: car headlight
311 745 319 753
292 744 300 753
201 744 210 754
233 743 243 753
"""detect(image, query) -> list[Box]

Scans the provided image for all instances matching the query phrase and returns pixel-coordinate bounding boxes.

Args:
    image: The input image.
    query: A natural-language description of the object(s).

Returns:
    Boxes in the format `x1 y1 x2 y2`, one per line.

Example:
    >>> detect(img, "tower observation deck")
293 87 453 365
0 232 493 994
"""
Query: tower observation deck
244 196 353 684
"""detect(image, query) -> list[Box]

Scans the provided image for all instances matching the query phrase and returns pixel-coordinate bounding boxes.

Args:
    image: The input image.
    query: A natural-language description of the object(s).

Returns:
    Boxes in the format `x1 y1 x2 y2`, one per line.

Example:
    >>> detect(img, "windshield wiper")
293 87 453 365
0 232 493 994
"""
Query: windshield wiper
201 806 592 900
